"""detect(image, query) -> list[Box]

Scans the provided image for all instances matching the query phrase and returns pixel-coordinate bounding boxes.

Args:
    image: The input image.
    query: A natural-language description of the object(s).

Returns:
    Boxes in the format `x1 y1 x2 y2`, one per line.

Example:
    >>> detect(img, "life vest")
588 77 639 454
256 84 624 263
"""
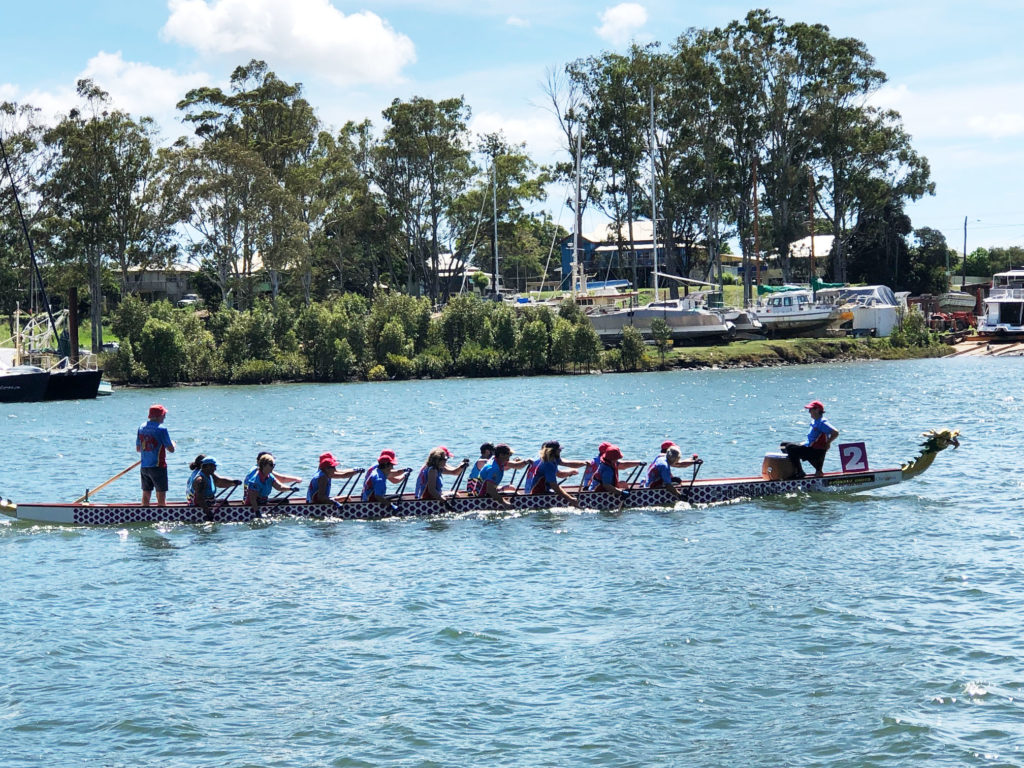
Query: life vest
186 469 214 504
415 466 443 499
523 459 541 493
580 455 601 488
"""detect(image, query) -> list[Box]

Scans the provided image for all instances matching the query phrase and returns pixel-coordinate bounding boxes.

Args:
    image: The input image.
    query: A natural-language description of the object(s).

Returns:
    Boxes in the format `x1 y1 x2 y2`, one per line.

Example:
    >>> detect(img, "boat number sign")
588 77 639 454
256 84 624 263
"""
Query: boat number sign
839 442 868 473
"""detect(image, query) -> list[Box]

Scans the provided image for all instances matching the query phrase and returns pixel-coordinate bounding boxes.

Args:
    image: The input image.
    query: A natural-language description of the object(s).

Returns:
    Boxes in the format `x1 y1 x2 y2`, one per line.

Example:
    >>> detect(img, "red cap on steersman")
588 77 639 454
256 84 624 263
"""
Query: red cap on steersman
804 400 825 412
148 404 167 419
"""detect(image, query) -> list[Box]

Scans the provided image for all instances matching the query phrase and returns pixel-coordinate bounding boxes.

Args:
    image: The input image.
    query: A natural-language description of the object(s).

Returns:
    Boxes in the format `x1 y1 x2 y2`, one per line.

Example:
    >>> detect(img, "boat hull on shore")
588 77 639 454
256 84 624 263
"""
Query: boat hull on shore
2 468 904 526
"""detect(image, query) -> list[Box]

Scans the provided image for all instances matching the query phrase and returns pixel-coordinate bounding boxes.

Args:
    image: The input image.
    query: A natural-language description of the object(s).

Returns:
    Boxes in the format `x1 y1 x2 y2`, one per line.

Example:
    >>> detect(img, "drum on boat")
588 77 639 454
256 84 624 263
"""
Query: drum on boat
761 452 795 480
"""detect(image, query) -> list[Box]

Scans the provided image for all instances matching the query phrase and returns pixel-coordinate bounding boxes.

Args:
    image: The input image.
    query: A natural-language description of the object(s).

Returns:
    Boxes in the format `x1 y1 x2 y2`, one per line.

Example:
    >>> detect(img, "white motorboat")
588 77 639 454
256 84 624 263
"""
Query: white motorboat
755 289 843 337
978 268 1024 336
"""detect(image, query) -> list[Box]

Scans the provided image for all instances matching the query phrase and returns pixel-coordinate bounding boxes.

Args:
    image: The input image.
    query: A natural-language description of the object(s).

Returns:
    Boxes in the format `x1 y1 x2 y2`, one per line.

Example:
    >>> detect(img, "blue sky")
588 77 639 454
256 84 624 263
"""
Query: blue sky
3 0 1023 253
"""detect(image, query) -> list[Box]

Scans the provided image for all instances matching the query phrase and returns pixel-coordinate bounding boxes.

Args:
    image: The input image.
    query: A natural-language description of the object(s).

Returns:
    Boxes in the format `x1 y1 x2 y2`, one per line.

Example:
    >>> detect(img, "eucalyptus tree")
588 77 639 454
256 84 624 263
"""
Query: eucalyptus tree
374 96 473 302
41 80 174 350
449 132 552 296
0 101 48 325
568 45 656 287
177 60 320 299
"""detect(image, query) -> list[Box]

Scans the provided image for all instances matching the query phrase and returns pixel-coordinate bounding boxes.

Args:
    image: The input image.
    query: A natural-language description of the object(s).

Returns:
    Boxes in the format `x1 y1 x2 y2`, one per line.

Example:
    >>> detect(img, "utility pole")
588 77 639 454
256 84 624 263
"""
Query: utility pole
808 169 816 300
649 85 659 302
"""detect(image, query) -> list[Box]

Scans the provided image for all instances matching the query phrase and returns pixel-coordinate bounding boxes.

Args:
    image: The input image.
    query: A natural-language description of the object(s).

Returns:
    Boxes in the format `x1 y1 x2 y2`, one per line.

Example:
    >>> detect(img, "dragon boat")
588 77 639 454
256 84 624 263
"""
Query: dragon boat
0 430 959 526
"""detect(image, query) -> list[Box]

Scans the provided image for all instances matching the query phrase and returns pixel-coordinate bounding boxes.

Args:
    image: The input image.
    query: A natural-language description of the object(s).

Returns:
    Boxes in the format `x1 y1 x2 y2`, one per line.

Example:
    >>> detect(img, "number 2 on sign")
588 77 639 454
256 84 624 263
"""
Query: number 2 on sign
839 442 868 472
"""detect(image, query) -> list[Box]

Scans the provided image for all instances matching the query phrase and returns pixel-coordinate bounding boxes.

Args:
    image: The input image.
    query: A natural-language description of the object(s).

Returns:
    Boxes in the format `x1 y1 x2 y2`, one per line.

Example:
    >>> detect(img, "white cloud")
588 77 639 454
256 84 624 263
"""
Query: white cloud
874 81 1024 141
0 53 210 138
161 0 416 85
506 16 530 28
595 3 647 47
470 110 564 161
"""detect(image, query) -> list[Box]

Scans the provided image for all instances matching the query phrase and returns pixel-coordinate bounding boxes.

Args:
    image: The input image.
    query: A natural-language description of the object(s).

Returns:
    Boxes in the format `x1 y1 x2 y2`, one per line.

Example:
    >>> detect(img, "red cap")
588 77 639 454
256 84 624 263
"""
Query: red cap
598 441 612 453
602 445 623 463
319 452 338 470
148 404 167 419
438 445 452 458
804 400 825 412
378 450 396 464
661 441 677 453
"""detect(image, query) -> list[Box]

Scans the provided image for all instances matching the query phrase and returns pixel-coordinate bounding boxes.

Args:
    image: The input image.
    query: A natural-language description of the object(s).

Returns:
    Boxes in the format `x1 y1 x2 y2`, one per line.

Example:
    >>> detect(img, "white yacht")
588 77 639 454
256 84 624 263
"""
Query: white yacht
978 269 1024 336
755 289 844 337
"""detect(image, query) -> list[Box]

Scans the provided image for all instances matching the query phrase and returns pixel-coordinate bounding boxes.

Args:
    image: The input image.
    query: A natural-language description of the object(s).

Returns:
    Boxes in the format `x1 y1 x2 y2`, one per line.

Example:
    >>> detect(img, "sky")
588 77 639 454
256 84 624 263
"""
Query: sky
2 0 1023 254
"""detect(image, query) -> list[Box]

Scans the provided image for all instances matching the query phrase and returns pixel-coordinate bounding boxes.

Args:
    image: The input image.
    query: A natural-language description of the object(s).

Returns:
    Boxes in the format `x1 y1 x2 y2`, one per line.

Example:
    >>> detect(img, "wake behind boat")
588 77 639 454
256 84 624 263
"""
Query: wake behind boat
0 430 960 526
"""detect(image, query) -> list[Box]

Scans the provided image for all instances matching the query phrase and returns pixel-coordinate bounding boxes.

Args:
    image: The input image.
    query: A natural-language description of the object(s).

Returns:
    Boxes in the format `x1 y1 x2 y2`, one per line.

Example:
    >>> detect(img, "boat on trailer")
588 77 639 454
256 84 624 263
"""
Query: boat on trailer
0 430 960 526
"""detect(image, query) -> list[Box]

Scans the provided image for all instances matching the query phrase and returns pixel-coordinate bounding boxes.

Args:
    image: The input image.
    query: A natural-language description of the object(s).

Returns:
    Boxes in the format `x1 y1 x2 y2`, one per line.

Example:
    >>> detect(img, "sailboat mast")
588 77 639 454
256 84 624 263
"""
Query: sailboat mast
573 131 582 298
0 133 60 345
492 158 499 296
649 85 659 302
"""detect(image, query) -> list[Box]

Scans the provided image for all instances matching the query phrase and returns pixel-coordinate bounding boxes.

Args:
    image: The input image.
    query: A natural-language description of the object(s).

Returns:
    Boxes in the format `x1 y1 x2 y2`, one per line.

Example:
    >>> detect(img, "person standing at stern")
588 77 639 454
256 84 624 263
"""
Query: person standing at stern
137 404 175 505
781 400 839 479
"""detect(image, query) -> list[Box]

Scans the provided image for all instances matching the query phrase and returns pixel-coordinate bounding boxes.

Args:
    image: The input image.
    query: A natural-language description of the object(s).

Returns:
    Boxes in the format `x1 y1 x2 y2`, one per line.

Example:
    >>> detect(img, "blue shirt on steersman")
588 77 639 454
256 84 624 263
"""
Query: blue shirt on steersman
475 457 505 494
805 417 837 449
136 421 173 468
644 455 673 488
307 469 331 503
244 468 274 500
415 466 443 499
362 465 389 501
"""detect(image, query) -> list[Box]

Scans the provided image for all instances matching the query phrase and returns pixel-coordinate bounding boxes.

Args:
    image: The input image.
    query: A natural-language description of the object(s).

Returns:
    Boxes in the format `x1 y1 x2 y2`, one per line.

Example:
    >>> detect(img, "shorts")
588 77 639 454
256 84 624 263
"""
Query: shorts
141 466 169 493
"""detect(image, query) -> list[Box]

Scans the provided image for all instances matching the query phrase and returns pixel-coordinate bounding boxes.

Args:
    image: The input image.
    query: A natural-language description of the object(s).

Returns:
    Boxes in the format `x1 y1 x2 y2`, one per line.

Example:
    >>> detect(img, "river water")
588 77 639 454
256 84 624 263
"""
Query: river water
1 359 1022 767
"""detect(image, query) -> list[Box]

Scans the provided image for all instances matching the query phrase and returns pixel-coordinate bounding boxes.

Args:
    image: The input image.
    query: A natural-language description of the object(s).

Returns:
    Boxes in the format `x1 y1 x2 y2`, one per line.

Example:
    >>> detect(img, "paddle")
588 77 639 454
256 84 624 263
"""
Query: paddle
74 460 142 504
683 458 703 502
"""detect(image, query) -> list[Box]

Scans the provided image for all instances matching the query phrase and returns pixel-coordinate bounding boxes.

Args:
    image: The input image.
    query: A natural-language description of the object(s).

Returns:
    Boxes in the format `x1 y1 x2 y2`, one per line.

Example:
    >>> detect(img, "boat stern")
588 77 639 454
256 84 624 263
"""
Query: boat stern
0 497 17 519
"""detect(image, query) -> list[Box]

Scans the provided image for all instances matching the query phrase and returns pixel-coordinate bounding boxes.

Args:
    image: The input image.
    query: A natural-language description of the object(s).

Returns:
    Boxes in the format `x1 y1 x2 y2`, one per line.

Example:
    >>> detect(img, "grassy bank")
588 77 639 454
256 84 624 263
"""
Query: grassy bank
661 337 951 370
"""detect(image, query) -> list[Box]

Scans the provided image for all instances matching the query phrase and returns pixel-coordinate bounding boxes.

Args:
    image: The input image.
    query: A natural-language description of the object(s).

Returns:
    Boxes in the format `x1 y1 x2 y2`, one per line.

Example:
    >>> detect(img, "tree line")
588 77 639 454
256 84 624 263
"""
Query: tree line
0 10 989 353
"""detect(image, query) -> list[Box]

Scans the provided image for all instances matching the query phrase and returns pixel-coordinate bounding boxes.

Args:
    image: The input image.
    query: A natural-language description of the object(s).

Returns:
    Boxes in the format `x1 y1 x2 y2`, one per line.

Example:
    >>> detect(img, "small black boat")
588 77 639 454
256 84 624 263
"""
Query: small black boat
44 368 102 400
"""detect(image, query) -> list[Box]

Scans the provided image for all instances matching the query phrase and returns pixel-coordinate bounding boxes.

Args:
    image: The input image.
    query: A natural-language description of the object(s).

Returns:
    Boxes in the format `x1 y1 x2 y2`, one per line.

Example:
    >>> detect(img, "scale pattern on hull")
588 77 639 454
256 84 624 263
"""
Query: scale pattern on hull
40 473 896 526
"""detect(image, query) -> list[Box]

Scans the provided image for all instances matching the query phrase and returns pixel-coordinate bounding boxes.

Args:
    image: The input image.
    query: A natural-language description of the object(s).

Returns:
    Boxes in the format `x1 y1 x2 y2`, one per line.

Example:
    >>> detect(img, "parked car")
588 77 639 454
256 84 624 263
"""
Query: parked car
176 293 200 307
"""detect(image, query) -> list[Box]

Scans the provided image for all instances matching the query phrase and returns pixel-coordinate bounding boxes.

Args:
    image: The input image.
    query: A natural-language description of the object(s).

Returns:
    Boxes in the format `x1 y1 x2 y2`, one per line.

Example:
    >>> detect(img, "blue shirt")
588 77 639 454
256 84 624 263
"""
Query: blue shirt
415 466 443 499
528 460 560 494
580 455 601 489
307 469 332 503
362 465 389 501
186 469 214 504
805 417 837 449
137 421 173 468
245 468 274 500
588 462 618 491
644 455 673 488
475 457 505 494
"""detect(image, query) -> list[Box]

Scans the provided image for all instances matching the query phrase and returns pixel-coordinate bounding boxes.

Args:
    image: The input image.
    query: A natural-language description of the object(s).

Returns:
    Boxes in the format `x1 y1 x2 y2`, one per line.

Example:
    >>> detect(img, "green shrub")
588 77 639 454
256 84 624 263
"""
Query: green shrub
888 308 935 348
230 358 278 384
384 353 416 380
516 319 549 373
601 348 622 371
138 317 185 385
456 341 501 377
367 364 388 381
414 345 453 378
619 325 649 371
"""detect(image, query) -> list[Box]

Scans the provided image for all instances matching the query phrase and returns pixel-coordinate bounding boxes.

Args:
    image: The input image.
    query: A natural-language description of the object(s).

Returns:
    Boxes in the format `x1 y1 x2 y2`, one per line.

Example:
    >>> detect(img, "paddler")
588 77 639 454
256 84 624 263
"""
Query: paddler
258 451 302 486
475 444 531 509
415 447 470 501
580 442 612 489
361 450 411 503
524 440 587 492
136 404 176 506
781 399 839 479
524 441 580 507
244 453 296 510
186 455 241 509
307 452 361 504
465 442 495 495
587 445 644 500
644 444 702 500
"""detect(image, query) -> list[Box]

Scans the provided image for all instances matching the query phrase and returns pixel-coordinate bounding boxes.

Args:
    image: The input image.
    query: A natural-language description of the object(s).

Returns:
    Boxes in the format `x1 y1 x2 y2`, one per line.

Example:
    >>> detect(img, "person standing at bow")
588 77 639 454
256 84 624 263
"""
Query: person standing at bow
244 453 295 510
137 404 176 506
781 400 839 479
307 452 361 504
415 447 470 501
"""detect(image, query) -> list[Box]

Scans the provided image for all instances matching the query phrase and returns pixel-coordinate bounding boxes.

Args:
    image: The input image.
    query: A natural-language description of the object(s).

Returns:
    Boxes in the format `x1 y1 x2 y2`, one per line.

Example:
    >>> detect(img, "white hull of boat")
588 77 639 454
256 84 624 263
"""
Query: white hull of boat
588 301 734 343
